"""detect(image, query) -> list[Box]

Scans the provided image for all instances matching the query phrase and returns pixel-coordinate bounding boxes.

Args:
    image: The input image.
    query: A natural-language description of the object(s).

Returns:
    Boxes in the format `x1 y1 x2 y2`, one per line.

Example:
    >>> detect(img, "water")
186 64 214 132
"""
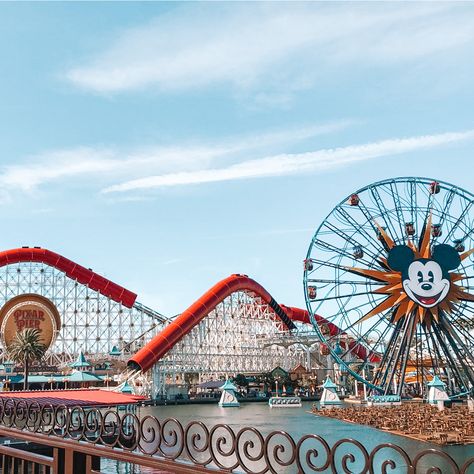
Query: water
101 401 474 473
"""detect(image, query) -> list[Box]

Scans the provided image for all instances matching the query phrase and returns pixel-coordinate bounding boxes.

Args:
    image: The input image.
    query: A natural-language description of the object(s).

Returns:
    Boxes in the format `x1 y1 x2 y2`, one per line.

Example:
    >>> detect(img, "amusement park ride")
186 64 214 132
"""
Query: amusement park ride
304 177 474 398
0 177 472 401
0 248 166 367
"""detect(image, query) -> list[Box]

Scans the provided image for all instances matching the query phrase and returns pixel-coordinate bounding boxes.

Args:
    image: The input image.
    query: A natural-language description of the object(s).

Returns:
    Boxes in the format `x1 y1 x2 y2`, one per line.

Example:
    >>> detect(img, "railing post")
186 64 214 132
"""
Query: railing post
51 448 59 474
85 455 93 474
64 447 74 474
85 454 100 474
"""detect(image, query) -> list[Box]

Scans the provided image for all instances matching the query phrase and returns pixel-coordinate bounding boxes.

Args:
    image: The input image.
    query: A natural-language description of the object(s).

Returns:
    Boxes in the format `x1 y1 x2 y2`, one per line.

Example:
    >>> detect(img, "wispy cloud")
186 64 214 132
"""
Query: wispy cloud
65 3 474 95
0 148 118 192
0 121 346 194
102 130 474 193
161 257 185 266
204 227 315 241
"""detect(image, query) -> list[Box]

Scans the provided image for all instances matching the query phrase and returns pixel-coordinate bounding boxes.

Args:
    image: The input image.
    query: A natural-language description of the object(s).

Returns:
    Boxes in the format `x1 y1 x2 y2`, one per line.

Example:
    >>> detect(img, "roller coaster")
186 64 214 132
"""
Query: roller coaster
0 248 349 397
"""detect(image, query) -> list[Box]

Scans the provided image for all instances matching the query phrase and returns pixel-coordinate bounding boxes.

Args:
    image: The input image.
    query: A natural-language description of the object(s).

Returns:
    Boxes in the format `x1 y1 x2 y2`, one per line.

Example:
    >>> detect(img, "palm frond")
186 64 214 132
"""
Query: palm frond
8 328 47 363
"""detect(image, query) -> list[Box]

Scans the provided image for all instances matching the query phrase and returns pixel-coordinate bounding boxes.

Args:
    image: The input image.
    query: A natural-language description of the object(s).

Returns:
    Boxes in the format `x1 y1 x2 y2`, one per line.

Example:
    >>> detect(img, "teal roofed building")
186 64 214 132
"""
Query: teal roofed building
219 379 240 407
320 376 341 406
109 346 122 357
67 371 102 383
70 351 92 372
120 380 134 394
220 379 238 392
428 375 446 388
427 375 449 404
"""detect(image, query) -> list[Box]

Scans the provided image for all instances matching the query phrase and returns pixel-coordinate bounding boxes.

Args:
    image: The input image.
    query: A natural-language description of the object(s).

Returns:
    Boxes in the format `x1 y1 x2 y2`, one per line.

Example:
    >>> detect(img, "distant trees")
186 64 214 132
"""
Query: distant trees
8 329 47 390
233 373 249 388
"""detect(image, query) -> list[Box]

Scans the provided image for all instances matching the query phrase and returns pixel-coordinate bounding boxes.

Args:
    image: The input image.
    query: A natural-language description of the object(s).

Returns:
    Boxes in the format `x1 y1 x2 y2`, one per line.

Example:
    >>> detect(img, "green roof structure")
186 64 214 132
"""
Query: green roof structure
322 377 338 389
120 381 134 394
17 375 63 384
70 351 92 369
2 375 22 384
109 346 122 357
16 372 102 384
67 371 102 383
427 375 446 388
220 379 238 391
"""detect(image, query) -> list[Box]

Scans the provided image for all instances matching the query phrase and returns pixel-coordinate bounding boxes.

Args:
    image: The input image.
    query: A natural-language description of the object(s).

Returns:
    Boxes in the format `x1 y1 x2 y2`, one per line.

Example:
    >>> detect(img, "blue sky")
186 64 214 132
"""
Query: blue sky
1 2 474 315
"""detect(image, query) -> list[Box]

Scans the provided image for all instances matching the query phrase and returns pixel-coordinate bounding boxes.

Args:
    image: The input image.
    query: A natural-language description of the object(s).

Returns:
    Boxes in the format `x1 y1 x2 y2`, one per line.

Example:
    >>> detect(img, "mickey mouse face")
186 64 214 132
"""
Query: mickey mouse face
387 244 461 309
403 259 449 307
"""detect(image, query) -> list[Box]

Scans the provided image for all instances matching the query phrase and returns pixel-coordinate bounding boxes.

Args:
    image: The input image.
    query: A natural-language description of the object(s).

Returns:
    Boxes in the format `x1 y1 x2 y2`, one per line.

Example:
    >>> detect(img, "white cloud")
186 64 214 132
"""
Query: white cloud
0 148 118 192
161 257 185 266
102 130 474 193
0 121 346 193
65 3 474 94
0 146 224 194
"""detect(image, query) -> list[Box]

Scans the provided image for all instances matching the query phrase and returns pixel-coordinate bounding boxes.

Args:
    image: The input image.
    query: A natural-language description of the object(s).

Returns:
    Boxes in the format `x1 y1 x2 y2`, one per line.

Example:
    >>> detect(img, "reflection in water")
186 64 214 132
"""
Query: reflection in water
101 401 473 473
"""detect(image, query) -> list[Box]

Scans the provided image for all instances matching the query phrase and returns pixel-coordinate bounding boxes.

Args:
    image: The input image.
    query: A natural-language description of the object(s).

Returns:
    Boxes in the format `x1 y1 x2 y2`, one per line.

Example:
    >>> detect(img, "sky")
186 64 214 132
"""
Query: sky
1 2 474 316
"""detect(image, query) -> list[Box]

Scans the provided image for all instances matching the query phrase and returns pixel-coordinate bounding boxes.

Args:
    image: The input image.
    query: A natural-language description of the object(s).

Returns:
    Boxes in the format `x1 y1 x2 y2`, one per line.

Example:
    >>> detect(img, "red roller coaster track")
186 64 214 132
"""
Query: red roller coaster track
0 248 137 308
129 274 378 373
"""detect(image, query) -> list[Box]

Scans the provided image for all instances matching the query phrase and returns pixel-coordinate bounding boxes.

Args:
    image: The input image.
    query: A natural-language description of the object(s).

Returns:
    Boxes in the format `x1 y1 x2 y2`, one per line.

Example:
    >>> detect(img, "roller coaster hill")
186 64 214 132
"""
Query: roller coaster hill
127 274 376 399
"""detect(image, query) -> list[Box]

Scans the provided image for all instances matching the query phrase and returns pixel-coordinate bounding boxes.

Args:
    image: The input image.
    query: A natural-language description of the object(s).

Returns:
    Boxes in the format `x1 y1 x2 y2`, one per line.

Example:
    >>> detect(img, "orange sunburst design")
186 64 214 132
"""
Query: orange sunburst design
346 214 474 326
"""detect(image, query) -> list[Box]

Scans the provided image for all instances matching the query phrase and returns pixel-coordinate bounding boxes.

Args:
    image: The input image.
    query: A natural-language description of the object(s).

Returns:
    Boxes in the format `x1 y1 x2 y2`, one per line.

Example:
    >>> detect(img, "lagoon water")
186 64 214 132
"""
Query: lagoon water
103 401 473 473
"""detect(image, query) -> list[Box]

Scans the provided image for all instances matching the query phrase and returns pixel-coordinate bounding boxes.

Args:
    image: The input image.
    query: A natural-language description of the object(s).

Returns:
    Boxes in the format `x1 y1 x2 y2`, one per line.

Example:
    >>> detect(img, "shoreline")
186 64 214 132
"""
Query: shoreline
310 404 474 447
144 396 319 406
312 411 474 446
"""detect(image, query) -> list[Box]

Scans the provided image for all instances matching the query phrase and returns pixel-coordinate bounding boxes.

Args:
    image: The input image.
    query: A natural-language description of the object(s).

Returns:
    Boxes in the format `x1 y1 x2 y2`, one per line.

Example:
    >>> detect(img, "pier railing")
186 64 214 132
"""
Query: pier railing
0 398 472 473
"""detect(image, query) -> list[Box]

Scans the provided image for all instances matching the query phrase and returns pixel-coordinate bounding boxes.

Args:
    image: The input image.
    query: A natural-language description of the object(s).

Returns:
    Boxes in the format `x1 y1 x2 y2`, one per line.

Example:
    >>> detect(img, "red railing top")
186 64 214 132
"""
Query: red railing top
0 248 137 308
0 388 145 407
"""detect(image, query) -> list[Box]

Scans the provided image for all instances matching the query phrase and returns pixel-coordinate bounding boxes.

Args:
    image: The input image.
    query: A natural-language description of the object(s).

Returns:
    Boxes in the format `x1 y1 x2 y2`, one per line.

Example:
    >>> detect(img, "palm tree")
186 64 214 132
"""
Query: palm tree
8 328 47 390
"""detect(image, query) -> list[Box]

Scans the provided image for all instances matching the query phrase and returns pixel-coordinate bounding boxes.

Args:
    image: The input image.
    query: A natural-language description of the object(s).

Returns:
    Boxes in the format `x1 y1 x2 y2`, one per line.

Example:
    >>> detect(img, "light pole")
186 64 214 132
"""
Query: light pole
275 376 282 397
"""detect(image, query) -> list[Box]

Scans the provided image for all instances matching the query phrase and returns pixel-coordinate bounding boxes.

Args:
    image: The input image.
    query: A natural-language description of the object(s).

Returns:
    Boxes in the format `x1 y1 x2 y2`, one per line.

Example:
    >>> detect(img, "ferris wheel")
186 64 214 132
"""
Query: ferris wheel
304 177 474 397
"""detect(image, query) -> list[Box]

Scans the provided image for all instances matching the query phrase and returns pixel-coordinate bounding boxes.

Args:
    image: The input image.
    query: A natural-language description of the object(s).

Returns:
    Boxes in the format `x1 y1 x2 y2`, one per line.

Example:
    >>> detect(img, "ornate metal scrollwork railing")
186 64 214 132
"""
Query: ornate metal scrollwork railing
0 398 472 473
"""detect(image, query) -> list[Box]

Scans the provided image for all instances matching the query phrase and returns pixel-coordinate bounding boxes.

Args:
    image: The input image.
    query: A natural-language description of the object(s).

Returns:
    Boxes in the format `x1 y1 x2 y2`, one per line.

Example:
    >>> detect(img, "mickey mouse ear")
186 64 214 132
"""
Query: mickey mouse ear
387 245 415 272
432 244 461 271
